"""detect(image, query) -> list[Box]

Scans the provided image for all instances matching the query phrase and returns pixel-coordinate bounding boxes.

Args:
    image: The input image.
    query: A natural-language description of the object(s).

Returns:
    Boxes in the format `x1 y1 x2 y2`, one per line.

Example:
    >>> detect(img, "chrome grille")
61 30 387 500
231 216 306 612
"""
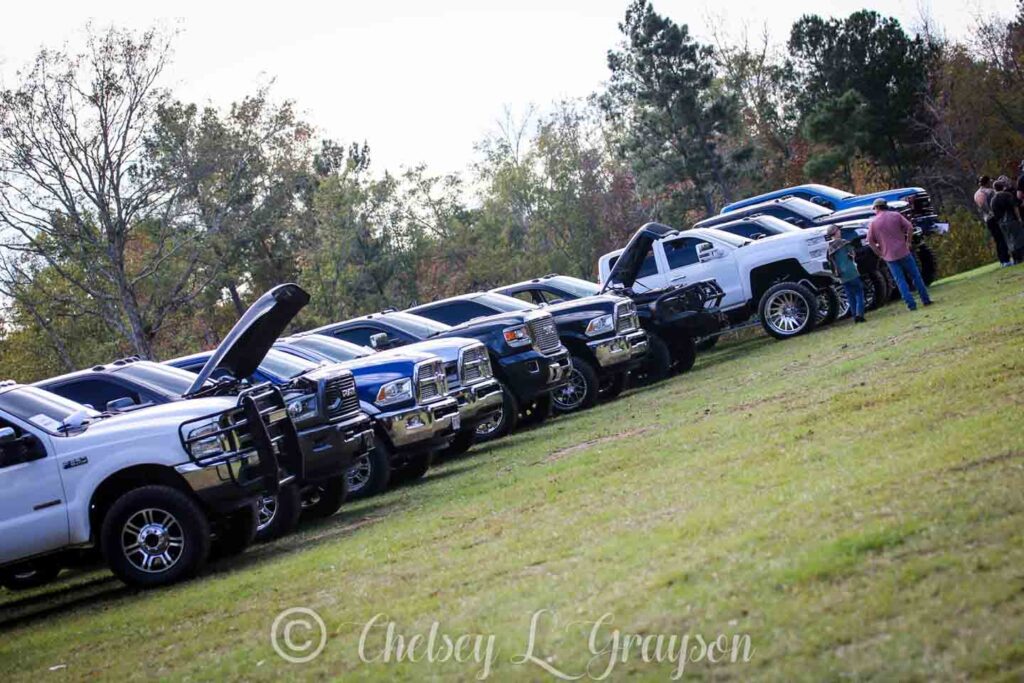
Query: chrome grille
527 315 561 354
614 301 639 334
324 373 360 419
416 360 446 404
459 344 492 385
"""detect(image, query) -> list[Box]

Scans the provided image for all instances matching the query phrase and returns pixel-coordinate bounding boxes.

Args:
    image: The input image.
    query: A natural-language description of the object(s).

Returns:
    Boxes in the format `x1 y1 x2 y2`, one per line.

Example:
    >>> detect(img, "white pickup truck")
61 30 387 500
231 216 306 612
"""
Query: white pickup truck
598 225 837 339
0 381 295 589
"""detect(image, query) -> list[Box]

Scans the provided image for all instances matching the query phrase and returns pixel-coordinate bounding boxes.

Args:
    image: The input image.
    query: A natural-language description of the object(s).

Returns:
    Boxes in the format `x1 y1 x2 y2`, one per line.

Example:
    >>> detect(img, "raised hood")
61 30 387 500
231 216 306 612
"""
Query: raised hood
186 284 310 396
601 222 678 291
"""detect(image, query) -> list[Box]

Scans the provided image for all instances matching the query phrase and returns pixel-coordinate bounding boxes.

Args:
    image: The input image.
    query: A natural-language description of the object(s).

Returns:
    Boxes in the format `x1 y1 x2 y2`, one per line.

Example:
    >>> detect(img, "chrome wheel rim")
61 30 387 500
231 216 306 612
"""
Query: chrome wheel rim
834 285 850 318
256 495 278 532
475 407 504 437
816 291 831 321
346 453 372 493
121 508 185 574
552 368 587 410
764 290 810 336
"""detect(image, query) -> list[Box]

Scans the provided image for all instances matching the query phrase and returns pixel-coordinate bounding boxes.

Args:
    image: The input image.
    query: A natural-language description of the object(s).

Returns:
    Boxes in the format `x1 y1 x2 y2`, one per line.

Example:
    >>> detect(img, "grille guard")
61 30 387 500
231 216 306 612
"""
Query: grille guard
178 383 301 494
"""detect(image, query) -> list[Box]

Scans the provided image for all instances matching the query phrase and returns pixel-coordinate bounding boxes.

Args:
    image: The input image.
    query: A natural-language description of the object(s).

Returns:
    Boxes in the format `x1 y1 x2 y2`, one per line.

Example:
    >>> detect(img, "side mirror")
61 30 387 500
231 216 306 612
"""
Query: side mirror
0 427 16 446
106 397 137 412
697 244 722 262
369 332 390 350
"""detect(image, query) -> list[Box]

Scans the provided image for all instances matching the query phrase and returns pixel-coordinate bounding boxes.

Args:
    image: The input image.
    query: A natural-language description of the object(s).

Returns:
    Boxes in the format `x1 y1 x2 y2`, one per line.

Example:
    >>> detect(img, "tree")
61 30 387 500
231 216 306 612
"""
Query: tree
600 0 744 218
0 25 209 358
788 11 935 185
150 89 317 316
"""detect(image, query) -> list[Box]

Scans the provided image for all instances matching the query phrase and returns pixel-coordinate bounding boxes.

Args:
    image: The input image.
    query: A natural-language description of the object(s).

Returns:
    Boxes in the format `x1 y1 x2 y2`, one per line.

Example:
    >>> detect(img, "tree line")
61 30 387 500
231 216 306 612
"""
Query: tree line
1 1 1020 381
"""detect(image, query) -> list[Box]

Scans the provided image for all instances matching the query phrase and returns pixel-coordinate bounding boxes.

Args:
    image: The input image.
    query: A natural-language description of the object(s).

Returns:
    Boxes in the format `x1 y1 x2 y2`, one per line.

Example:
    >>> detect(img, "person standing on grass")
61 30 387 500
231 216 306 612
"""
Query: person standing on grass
992 179 1024 264
826 225 866 323
866 198 932 311
976 175 1011 266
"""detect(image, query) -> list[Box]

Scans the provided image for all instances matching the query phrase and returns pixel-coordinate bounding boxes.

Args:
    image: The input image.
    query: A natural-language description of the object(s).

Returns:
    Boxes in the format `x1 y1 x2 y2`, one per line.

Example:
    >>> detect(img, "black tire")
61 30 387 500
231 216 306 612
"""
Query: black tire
100 485 210 588
346 437 393 500
598 372 626 400
815 286 840 326
758 282 818 339
211 503 258 559
670 335 697 373
474 379 519 442
254 482 302 542
694 336 719 352
917 243 937 285
642 332 674 383
301 476 348 521
551 355 600 414
0 558 63 591
833 284 851 319
391 451 432 485
866 271 887 310
441 429 476 458
518 393 551 427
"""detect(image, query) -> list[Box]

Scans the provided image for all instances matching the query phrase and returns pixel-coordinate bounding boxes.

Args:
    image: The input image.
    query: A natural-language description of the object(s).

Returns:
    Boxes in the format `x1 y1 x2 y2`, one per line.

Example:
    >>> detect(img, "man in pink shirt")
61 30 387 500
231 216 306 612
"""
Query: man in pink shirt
866 198 932 311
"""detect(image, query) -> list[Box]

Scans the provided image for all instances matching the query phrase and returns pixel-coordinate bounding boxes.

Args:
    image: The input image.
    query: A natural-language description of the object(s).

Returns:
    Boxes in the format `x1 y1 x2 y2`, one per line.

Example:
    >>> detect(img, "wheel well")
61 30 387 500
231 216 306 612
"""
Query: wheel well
89 465 194 541
749 260 808 302
560 337 592 363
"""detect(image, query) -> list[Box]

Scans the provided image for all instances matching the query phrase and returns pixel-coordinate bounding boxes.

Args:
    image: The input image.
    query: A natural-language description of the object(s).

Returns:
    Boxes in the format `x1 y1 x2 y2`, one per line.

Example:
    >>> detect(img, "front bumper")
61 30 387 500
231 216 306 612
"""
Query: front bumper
499 348 572 404
297 413 375 482
449 377 504 427
588 329 648 368
178 454 270 515
377 395 460 449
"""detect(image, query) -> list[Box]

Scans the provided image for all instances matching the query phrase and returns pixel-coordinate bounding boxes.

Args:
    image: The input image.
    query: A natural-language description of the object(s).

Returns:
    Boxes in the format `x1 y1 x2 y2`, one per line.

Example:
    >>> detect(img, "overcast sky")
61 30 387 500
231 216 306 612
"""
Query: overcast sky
0 1 1010 175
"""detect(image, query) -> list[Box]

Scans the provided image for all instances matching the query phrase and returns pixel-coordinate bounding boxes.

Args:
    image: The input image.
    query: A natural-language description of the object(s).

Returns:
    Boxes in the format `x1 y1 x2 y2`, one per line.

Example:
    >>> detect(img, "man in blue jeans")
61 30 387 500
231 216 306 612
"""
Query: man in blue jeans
866 198 932 311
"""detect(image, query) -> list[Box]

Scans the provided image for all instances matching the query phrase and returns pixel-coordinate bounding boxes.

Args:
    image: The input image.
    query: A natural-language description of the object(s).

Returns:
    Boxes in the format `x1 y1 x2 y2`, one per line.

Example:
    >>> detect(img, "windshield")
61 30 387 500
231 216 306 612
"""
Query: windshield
292 335 373 362
475 292 537 311
703 229 751 248
780 198 833 220
548 276 601 298
117 362 210 397
0 386 100 435
260 349 321 380
382 312 452 338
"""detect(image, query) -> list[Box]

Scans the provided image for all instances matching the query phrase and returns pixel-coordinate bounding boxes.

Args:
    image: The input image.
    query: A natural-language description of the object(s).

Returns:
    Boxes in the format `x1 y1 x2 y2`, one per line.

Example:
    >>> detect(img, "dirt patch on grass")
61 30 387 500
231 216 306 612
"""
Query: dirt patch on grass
544 427 654 463
946 451 1024 473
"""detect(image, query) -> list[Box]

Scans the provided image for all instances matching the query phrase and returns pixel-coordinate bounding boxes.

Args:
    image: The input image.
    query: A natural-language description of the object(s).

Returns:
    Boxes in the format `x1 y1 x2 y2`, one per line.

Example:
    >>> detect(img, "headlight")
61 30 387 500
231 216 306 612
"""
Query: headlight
585 314 615 337
376 378 413 407
186 422 225 459
286 394 319 422
503 325 532 348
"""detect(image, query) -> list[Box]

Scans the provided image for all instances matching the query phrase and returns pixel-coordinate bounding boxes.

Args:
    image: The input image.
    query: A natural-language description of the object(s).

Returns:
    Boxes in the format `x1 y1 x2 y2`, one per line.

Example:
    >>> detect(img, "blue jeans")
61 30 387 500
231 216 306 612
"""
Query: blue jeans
842 278 865 319
886 254 931 310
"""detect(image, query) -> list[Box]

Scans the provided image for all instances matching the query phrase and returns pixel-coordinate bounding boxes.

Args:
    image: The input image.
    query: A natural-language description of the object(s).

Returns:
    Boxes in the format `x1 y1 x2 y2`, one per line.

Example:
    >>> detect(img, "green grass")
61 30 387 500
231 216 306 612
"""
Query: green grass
2 264 1023 681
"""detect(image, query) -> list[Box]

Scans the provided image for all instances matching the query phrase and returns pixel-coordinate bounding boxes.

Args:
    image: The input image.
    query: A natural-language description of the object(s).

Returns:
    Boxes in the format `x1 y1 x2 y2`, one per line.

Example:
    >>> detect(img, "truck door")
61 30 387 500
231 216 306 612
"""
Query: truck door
0 415 69 564
657 236 711 290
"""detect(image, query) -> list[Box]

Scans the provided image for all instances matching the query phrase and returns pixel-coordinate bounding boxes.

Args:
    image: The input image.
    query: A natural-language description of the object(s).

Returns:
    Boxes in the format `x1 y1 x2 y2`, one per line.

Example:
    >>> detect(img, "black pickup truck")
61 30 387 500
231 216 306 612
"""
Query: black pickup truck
494 226 727 380
306 310 570 441
407 292 647 413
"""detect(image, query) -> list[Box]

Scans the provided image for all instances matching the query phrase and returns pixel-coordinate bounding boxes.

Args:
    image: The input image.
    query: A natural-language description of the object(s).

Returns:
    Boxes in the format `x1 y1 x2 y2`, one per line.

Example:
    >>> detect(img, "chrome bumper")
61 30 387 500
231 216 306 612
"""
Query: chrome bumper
377 396 461 448
449 377 504 421
588 329 649 368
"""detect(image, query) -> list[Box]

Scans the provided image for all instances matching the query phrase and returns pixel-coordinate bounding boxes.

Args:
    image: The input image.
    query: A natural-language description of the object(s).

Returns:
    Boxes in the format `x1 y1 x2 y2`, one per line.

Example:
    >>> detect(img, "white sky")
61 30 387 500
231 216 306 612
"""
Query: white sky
0 1 1011 175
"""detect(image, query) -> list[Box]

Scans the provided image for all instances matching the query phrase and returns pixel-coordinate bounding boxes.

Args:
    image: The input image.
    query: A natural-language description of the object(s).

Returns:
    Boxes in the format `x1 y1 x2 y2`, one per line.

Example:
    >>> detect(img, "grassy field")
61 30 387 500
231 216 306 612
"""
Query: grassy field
1 264 1022 681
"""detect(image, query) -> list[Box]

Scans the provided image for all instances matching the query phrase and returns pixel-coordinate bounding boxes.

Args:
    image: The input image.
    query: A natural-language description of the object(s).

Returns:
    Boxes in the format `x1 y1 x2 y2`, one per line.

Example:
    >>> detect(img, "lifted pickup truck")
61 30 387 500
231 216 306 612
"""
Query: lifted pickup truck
39 285 374 540
308 310 570 441
276 334 503 457
712 194 945 285
407 292 647 413
599 223 836 340
0 380 297 589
